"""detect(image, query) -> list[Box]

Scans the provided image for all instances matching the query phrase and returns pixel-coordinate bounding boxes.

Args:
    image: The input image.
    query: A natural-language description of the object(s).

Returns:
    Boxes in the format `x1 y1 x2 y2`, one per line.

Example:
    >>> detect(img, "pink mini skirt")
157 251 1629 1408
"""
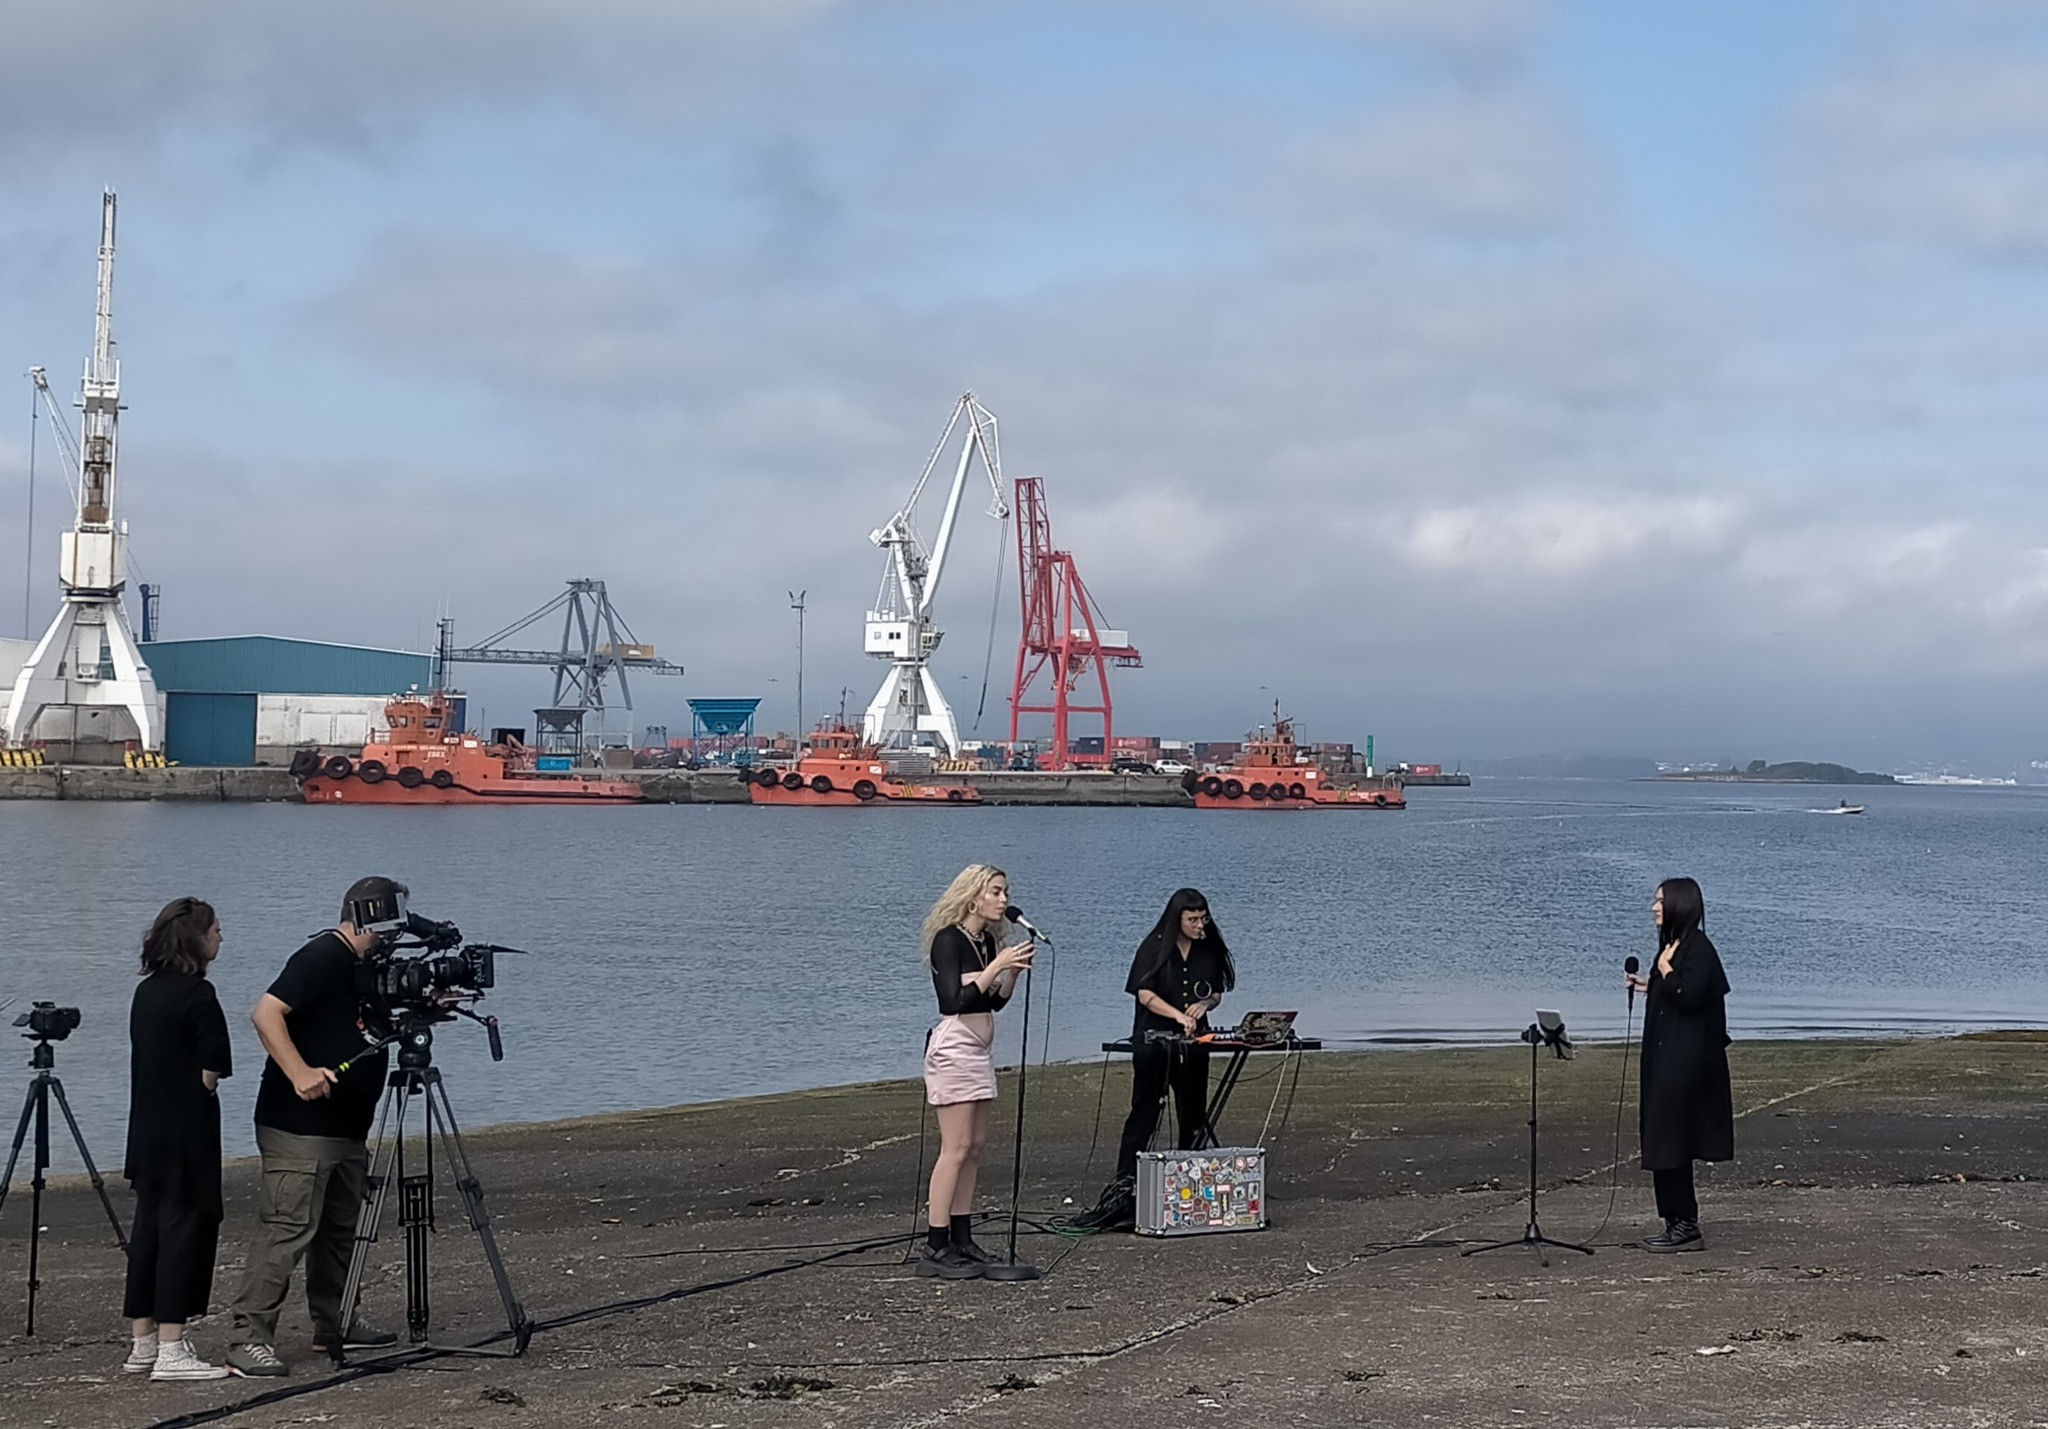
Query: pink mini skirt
925 1012 996 1106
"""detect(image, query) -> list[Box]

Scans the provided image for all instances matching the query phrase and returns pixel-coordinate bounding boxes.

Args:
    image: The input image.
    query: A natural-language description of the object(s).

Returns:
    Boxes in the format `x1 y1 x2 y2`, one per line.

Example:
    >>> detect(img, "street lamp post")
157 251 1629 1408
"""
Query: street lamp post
789 589 806 743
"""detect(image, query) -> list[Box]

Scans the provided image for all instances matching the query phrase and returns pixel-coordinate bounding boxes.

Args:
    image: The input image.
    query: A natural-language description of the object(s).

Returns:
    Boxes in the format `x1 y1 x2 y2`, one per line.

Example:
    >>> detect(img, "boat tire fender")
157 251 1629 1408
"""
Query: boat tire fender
854 779 878 801
1372 792 1388 807
946 788 963 802
1288 782 1307 800
810 774 834 794
1248 782 1267 799
1200 776 1223 798
356 759 387 785
1222 779 1243 800
429 769 455 789
755 767 781 789
782 772 805 791
397 765 426 789
322 755 354 781
288 749 320 779
1180 770 1200 794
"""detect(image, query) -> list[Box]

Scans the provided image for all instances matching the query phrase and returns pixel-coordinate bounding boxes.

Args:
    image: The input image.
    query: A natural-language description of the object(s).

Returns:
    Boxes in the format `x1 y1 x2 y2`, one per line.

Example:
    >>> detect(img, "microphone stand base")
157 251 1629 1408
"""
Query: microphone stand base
981 1260 1042 1282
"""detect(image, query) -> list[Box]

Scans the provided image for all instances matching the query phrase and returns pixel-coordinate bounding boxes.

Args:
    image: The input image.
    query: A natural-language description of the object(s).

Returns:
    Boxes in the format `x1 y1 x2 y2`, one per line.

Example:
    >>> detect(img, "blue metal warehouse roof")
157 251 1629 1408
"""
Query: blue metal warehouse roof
142 636 433 696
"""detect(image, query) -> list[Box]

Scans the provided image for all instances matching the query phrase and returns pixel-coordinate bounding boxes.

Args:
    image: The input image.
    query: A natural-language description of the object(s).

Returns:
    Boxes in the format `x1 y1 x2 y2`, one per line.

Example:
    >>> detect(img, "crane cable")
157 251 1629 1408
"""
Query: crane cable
971 510 1010 732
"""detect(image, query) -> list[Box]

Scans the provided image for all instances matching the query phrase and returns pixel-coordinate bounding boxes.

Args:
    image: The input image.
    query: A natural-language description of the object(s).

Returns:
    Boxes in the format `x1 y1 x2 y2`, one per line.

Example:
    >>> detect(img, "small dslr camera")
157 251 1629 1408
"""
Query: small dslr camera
14 1002 82 1042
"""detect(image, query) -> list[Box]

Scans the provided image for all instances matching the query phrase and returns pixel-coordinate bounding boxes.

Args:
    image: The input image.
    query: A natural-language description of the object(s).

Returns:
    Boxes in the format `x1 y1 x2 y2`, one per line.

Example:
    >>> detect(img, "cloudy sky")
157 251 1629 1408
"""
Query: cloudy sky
2 0 2046 770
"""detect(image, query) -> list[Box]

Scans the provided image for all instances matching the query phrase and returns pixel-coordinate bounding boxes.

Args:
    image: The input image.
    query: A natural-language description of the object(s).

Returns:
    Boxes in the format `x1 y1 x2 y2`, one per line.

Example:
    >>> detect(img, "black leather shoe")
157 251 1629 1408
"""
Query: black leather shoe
1643 1218 1703 1252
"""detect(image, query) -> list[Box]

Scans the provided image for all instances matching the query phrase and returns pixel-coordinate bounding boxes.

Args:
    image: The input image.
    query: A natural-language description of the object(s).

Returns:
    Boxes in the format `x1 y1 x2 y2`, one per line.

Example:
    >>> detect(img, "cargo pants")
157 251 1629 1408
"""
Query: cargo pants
227 1127 369 1347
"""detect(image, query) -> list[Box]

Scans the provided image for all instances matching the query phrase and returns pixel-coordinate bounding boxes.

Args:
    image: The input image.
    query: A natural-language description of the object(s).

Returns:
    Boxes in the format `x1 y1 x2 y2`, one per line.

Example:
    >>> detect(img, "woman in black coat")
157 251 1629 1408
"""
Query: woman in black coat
1625 876 1733 1252
121 898 233 1381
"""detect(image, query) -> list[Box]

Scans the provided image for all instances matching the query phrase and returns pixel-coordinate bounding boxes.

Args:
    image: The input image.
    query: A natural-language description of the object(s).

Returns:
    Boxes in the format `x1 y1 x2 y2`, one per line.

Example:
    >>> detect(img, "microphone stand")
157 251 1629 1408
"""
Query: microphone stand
1464 1018 1594 1266
983 928 1046 1283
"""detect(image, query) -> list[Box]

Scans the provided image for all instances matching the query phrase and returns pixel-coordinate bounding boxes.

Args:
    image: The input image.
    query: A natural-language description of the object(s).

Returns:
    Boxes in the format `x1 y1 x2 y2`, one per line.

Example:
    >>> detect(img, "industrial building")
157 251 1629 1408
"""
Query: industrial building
141 636 432 767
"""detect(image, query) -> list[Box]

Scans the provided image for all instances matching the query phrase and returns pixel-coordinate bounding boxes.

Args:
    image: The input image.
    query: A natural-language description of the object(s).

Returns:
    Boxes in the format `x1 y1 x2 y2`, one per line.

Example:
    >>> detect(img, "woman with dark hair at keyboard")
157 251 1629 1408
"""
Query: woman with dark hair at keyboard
1083 888 1236 1228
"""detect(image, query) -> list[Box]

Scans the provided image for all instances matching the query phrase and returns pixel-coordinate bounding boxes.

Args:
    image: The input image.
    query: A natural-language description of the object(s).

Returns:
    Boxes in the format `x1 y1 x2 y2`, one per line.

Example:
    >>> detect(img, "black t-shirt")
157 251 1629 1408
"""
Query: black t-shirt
929 926 1012 1016
254 931 386 1140
1126 936 1234 1036
126 971 233 1213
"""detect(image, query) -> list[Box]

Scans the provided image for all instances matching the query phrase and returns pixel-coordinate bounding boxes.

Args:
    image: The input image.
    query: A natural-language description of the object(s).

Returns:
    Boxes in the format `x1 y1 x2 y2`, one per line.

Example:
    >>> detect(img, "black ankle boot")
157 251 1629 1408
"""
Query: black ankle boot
1644 1218 1703 1252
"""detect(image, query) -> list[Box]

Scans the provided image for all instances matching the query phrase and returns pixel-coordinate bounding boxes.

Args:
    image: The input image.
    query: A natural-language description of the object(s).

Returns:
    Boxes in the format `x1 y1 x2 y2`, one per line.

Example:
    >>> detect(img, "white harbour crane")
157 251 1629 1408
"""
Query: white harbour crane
862 394 1008 755
5 191 163 752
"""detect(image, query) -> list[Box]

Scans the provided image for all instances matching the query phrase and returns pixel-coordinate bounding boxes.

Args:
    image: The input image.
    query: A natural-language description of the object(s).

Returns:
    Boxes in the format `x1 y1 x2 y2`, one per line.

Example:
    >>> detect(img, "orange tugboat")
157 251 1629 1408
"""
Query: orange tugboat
291 691 645 805
746 724 982 806
1185 709 1405 810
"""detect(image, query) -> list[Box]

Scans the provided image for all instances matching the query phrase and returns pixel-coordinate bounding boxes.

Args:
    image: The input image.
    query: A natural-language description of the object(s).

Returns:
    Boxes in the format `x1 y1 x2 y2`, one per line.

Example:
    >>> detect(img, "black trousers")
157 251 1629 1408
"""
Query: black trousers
1653 1164 1698 1223
1114 1041 1211 1181
123 1179 221 1323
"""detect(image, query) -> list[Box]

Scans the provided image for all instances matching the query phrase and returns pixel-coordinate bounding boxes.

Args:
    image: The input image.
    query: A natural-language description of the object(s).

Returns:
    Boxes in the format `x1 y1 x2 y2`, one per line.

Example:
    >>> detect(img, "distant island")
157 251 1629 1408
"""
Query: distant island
1656 760 1895 786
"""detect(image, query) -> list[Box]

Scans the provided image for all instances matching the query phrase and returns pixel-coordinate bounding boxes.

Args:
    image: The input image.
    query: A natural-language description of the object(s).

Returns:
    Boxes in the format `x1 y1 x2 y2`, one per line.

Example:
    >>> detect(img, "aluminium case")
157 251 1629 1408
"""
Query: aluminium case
1135 1146 1267 1236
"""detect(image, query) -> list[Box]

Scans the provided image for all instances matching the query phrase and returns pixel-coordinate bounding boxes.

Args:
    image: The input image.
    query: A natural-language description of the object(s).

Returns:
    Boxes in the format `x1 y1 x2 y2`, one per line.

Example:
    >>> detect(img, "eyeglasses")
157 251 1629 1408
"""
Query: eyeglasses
1185 910 1210 922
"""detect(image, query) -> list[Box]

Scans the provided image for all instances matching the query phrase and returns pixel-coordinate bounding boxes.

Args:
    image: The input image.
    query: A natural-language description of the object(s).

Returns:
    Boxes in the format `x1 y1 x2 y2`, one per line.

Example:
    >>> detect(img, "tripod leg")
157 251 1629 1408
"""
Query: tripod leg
0 1078 39 1221
46 1075 127 1249
336 1076 410 1365
26 1082 48 1335
423 1072 531 1351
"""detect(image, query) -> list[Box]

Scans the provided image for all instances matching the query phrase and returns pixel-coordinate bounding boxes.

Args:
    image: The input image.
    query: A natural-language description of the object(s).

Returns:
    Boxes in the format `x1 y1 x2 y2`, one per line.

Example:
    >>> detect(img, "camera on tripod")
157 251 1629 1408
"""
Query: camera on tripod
343 881 516 1060
13 1002 81 1042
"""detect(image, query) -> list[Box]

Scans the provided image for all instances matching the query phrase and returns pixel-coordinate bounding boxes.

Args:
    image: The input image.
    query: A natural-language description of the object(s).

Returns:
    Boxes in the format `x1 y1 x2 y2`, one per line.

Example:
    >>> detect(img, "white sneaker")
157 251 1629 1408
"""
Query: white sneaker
151 1339 231 1382
123 1334 159 1374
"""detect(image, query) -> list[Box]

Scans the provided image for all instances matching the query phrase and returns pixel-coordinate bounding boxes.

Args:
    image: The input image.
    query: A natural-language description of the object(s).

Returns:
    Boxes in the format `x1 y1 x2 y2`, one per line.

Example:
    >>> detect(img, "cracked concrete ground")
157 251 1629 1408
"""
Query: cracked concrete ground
3 1035 2046 1428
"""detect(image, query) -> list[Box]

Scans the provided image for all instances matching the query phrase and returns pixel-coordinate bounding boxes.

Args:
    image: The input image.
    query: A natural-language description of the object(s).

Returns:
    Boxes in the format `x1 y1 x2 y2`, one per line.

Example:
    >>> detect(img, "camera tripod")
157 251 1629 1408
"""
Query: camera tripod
334 1019 531 1363
0 1033 128 1333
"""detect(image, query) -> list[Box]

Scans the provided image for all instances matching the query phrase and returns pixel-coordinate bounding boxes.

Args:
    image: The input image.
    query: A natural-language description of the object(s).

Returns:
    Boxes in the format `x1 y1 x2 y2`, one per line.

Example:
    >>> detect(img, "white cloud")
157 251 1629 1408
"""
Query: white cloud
1404 494 1740 576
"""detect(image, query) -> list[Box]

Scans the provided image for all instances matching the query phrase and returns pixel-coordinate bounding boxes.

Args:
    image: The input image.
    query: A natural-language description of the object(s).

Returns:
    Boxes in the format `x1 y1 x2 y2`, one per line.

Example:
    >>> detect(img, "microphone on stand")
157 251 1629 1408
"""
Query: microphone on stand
1005 905 1053 947
1624 955 1641 1014
985 903 1046 1283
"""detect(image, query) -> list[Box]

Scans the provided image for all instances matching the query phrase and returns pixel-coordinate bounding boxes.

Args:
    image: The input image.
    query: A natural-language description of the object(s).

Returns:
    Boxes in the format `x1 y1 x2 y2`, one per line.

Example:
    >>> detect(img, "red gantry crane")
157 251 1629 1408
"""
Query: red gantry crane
1008 477 1142 768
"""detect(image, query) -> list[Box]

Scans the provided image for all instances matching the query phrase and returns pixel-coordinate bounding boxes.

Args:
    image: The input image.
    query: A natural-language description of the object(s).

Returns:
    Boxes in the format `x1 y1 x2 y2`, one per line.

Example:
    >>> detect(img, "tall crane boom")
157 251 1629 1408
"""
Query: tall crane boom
1008 476 1140 768
862 393 1009 754
5 190 164 753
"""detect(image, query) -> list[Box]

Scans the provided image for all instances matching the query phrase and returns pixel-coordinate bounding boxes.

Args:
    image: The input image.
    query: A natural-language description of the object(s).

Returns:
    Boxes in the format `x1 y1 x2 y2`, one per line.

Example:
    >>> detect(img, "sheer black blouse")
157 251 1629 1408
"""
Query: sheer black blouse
929 925 1012 1016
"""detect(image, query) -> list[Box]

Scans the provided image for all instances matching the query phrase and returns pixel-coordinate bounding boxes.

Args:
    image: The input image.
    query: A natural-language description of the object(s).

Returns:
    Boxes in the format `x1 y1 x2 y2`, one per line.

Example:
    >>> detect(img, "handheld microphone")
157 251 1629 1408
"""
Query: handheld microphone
1004 905 1053 947
1624 955 1640 1012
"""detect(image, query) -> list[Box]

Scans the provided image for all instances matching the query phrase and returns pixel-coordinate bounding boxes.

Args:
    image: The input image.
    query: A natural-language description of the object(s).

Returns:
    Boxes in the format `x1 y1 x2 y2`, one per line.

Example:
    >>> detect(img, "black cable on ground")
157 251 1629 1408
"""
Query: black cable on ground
1576 998 1639 1247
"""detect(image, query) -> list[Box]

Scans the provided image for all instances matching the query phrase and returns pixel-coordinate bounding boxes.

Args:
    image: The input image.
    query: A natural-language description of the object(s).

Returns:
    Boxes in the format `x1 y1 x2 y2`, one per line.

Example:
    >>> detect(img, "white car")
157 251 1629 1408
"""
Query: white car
1153 759 1192 776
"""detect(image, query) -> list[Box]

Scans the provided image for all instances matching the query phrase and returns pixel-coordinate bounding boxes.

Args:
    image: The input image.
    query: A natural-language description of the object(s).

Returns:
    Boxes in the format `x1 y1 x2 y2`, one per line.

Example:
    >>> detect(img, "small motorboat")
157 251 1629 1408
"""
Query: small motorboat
1825 800 1866 815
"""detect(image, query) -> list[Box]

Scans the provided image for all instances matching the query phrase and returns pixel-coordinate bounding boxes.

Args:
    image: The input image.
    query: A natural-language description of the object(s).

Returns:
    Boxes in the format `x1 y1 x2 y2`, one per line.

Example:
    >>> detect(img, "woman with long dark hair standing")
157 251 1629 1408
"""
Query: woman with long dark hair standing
121 897 234 1381
1108 889 1236 1198
917 864 1035 1279
1626 876 1733 1251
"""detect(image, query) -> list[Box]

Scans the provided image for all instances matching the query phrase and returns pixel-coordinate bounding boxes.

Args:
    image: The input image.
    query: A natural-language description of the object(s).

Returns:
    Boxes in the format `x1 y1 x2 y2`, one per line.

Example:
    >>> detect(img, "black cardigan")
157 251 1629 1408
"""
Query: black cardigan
929 926 1011 1016
125 971 233 1216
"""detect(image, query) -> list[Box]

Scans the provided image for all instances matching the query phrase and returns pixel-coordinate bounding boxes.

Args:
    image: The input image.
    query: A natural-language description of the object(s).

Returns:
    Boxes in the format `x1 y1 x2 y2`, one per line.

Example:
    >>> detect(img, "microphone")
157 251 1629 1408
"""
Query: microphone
1624 955 1640 1013
1004 905 1053 947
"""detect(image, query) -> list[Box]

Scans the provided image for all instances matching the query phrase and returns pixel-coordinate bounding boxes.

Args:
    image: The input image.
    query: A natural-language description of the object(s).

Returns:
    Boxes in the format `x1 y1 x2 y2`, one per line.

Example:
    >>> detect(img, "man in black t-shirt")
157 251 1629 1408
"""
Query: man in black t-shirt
224 878 401 1377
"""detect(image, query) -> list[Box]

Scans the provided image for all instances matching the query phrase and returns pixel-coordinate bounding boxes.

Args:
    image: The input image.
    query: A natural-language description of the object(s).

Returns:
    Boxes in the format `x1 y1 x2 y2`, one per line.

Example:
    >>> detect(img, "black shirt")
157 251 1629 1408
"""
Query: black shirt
254 931 386 1141
929 926 1012 1016
1126 936 1233 1037
126 971 233 1214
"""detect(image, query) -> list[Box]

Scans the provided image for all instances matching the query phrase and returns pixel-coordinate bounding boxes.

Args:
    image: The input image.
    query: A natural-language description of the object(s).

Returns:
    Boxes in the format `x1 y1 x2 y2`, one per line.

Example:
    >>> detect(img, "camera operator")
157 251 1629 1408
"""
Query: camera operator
120 898 233 1382
223 877 402 1377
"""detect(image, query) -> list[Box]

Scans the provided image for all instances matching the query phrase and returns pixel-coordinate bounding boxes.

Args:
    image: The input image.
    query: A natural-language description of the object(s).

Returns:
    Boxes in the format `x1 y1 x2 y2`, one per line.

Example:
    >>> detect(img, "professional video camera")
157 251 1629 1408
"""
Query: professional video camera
343 881 519 1059
13 1002 81 1042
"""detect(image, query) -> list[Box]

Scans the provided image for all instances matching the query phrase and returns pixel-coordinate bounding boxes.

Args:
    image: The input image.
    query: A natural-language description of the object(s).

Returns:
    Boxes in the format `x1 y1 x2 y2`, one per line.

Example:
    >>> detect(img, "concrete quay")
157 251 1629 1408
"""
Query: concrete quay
5 1035 2047 1427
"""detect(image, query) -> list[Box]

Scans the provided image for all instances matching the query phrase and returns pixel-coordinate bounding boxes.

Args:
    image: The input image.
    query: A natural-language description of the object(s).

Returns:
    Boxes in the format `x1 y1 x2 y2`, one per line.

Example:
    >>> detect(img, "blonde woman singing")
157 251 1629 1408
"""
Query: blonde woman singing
917 864 1035 1279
